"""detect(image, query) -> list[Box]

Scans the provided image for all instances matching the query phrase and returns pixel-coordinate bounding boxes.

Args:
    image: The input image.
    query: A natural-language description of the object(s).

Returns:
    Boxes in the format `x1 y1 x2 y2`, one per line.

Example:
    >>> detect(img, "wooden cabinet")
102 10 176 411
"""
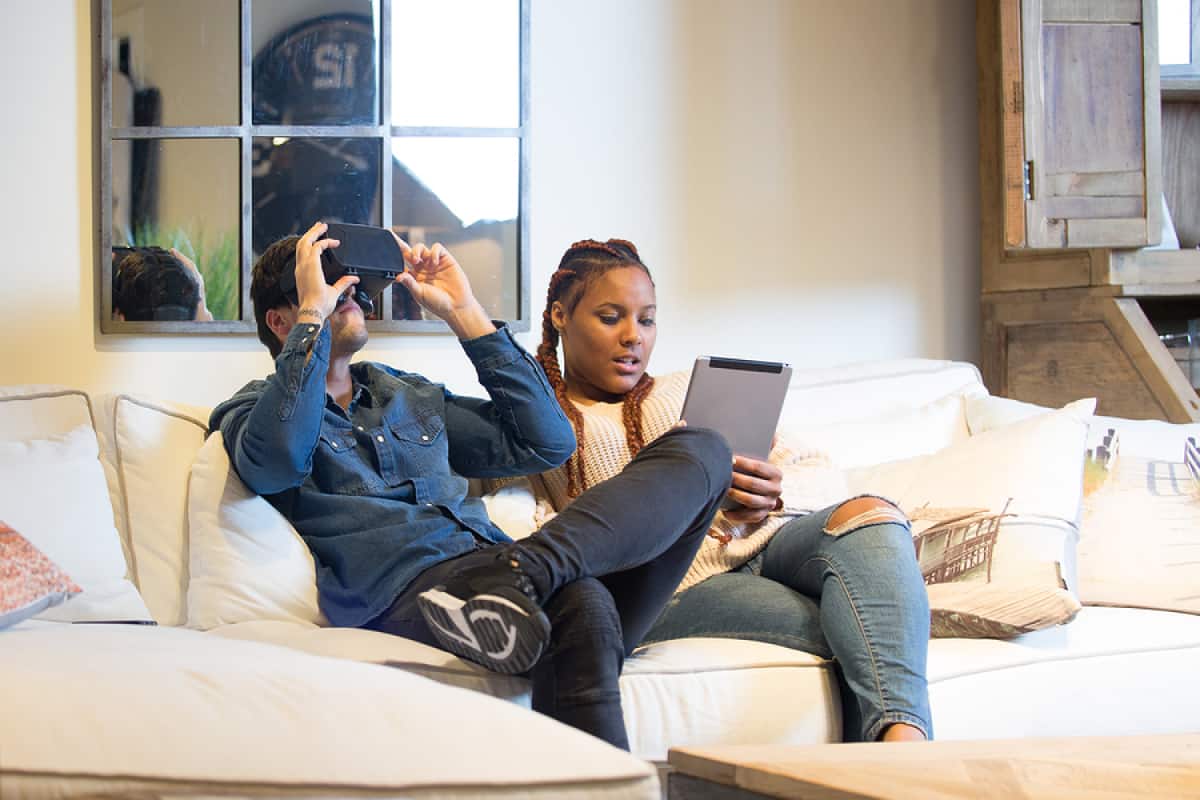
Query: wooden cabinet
977 0 1200 422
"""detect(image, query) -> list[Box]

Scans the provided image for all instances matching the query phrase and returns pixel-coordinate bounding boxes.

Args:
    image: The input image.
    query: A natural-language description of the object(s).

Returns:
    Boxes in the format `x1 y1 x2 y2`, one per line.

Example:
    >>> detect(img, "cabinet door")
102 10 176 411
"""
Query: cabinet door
1016 0 1162 249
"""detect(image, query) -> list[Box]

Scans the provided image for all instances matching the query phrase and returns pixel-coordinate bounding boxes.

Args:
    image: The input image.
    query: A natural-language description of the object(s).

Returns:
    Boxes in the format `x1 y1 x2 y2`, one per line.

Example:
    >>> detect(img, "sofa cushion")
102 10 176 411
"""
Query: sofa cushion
928 606 1200 740
0 424 150 622
0 521 80 629
847 399 1094 638
100 394 209 626
0 621 659 799
211 620 840 762
187 432 327 629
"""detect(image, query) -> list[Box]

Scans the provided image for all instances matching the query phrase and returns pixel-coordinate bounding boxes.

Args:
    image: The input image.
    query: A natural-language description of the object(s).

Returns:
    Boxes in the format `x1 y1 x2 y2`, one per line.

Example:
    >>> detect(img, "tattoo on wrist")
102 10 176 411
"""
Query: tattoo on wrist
297 307 324 321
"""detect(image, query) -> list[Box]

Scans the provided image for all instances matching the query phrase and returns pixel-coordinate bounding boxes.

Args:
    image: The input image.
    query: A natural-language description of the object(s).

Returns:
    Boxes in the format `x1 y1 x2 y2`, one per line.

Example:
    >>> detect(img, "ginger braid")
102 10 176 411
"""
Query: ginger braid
537 268 589 497
536 239 656 498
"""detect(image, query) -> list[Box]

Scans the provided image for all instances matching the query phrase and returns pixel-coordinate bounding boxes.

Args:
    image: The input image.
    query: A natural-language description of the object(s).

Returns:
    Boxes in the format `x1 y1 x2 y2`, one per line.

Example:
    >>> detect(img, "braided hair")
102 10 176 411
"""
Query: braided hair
537 239 656 498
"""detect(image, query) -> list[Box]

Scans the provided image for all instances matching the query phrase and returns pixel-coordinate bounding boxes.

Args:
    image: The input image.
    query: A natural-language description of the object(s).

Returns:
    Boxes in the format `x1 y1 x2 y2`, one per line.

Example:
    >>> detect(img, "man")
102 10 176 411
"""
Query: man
210 221 731 748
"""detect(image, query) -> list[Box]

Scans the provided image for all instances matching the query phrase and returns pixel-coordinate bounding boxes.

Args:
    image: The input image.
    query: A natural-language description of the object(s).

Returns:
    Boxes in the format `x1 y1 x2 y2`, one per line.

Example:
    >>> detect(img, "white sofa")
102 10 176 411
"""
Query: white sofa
3 358 1198 798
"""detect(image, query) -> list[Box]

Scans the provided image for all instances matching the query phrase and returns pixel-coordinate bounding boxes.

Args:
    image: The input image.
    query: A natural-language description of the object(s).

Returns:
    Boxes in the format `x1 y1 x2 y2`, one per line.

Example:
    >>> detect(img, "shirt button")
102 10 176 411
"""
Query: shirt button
331 441 339 449
376 434 385 443
420 434 429 441
356 426 364 431
300 337 308 344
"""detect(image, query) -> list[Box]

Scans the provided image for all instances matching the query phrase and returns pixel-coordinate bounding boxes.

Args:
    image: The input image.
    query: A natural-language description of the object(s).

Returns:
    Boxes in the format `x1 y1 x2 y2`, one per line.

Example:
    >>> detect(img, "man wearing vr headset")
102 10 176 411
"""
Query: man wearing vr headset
209 221 732 749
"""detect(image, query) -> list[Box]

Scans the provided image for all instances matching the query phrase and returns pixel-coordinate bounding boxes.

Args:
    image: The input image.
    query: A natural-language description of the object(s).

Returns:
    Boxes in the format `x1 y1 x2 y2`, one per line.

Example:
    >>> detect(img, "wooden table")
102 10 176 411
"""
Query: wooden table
667 734 1200 799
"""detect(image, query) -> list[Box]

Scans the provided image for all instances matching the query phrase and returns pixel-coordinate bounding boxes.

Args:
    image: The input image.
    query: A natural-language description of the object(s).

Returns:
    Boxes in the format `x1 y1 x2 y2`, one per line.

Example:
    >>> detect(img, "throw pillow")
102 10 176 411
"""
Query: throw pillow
1077 418 1200 616
0 425 151 622
186 432 327 629
846 398 1095 638
0 521 81 629
105 394 209 626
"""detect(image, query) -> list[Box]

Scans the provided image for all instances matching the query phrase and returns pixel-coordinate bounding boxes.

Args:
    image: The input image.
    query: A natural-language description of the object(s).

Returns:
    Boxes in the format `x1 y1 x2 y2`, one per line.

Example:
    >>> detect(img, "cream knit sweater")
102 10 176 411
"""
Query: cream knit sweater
521 371 850 593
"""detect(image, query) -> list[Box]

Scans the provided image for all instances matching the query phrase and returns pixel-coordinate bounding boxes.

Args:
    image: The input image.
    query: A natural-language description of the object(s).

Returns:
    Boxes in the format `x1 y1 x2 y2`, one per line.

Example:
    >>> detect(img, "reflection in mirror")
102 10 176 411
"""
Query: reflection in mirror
111 0 239 127
1160 0 1191 66
390 137 519 320
112 246 213 322
252 136 382 316
391 0 519 127
101 0 527 333
252 1 379 125
111 138 240 320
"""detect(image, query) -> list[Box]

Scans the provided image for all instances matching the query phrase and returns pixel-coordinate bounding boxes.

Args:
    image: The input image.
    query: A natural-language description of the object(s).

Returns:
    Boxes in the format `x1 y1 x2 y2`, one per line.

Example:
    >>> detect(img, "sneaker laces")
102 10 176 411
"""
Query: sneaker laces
498 547 540 603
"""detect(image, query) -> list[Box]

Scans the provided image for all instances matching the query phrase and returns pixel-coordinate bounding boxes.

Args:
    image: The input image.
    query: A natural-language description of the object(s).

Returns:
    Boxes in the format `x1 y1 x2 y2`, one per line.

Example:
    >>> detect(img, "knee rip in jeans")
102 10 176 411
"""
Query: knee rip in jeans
823 496 907 537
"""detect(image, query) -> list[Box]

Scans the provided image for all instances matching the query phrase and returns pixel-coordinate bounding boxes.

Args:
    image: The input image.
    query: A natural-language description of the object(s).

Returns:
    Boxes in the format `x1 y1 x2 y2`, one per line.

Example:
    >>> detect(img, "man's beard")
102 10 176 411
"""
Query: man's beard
330 315 369 356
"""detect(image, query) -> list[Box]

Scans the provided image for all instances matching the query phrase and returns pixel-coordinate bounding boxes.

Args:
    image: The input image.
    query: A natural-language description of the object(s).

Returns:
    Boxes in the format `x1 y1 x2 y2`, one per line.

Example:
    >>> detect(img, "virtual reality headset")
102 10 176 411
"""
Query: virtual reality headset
278 223 405 314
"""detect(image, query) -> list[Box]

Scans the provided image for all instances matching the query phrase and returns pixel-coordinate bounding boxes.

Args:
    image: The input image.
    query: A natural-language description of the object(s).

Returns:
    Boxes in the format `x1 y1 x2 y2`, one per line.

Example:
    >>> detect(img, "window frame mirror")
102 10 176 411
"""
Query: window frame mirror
98 0 530 334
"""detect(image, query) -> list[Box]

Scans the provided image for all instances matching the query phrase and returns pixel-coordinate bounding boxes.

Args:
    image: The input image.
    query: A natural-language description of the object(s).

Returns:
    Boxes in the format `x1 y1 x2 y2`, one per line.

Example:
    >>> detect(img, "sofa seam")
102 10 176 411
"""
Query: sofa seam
111 397 140 587
929 642 1200 684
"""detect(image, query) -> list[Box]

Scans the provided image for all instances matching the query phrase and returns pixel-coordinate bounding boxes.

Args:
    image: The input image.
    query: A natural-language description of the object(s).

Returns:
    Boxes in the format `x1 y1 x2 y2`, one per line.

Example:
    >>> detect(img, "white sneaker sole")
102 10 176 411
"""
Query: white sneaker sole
417 588 550 674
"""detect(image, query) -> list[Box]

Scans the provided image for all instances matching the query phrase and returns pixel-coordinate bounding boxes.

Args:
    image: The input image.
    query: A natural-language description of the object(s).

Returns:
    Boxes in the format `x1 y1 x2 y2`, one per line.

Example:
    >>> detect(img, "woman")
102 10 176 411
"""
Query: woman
527 238 932 742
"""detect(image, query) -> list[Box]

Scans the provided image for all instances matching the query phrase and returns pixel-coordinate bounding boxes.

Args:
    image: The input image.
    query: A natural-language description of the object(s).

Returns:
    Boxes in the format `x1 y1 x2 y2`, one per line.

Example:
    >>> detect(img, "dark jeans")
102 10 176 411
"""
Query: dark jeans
368 427 731 749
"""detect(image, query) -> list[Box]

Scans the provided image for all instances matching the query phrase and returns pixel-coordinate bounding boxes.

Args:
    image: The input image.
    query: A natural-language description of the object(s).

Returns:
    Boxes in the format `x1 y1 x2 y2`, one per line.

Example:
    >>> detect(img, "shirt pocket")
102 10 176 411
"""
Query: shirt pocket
388 413 447 478
312 429 372 495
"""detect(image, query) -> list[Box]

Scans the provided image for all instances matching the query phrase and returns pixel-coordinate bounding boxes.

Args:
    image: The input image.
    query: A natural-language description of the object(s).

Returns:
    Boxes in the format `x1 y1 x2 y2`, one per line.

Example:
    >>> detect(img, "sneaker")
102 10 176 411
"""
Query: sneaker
417 548 550 675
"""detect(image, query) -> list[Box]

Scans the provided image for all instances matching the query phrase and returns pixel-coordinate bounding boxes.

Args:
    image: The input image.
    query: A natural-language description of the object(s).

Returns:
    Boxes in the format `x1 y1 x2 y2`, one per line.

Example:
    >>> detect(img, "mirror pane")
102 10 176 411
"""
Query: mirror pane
390 137 518 320
1160 0 1191 65
390 0 519 128
111 138 241 321
111 0 239 127
253 1 380 125
252 136 382 253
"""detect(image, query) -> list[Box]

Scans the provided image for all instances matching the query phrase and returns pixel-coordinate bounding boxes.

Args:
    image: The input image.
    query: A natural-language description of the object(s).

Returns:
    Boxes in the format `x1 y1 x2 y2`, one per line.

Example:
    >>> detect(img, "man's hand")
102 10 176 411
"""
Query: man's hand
394 234 495 340
723 455 784 525
295 221 359 323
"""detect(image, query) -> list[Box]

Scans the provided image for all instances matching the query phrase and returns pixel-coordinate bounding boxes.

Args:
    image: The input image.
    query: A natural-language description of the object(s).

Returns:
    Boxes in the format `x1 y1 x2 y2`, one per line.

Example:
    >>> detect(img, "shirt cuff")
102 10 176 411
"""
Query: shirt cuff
276 321 329 390
459 321 523 369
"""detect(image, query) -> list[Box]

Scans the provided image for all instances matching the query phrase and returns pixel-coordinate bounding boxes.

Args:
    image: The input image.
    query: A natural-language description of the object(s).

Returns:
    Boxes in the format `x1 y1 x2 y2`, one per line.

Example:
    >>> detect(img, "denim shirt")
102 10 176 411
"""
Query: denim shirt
209 321 575 628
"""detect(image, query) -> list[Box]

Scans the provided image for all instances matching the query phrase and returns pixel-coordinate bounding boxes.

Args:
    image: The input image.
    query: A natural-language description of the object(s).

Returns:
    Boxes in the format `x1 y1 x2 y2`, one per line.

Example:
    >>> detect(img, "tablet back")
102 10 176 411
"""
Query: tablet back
679 356 792 459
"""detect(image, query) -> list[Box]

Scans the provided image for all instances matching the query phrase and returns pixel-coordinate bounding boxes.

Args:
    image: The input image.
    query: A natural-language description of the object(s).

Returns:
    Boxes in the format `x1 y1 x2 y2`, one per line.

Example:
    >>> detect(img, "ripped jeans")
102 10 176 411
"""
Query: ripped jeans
641 498 932 742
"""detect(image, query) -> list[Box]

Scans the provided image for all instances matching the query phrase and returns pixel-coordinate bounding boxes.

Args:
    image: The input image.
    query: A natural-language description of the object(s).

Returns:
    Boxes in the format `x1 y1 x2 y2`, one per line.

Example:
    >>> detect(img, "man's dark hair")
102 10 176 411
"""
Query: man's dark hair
251 235 301 359
112 247 201 321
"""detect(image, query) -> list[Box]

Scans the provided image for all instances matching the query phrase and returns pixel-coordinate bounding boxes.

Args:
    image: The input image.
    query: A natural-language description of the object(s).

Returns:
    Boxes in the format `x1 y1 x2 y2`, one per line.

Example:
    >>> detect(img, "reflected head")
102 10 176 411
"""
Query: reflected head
112 247 202 322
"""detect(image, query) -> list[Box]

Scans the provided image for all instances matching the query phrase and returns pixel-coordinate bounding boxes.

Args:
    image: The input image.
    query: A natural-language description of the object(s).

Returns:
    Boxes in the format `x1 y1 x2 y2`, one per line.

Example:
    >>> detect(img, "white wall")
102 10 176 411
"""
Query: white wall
0 0 978 409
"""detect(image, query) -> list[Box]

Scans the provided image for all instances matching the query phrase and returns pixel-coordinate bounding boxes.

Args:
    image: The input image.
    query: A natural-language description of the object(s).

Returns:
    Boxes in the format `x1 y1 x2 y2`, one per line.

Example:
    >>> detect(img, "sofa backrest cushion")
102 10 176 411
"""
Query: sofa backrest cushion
775 359 981 468
781 392 969 469
0 416 150 622
97 394 210 626
186 432 327 629
0 386 94 439
780 358 984 429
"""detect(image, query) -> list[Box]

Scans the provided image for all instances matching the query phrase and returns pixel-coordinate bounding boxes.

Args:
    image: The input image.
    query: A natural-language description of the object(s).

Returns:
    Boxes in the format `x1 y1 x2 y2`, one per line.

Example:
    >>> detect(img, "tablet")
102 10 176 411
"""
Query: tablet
679 356 792 460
